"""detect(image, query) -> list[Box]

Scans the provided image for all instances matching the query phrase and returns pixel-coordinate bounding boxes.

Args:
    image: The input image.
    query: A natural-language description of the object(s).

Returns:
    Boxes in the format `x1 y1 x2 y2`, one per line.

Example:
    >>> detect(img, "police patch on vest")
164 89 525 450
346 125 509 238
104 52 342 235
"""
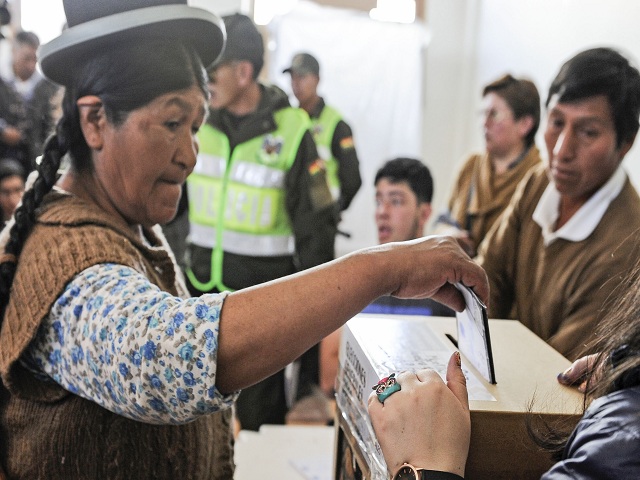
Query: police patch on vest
258 135 284 165
312 124 324 137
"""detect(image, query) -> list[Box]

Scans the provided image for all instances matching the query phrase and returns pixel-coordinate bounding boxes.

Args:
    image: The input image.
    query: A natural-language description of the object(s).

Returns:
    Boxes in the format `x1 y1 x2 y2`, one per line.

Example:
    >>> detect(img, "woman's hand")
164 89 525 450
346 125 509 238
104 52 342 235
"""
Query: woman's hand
367 352 471 477
557 354 598 393
381 235 488 312
218 235 488 392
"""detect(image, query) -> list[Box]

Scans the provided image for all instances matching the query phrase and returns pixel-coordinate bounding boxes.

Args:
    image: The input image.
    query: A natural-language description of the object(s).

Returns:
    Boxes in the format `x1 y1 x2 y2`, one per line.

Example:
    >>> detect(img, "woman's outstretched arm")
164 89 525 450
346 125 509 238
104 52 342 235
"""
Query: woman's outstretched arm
216 236 488 393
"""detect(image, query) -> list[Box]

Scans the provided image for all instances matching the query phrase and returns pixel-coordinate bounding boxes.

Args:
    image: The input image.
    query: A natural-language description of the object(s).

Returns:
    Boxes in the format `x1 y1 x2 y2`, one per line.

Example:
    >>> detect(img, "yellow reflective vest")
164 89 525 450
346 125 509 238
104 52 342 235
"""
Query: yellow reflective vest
186 107 310 292
311 105 342 201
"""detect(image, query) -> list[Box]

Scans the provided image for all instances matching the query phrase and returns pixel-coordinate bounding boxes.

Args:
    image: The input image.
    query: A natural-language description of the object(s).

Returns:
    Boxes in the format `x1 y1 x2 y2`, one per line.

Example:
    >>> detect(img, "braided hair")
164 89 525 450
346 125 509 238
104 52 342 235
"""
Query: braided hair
0 37 208 323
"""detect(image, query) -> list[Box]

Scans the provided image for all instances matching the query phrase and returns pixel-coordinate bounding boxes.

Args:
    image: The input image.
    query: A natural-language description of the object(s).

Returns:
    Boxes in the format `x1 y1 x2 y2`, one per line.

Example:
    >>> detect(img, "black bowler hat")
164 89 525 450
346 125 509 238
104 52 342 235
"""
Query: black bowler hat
39 0 226 87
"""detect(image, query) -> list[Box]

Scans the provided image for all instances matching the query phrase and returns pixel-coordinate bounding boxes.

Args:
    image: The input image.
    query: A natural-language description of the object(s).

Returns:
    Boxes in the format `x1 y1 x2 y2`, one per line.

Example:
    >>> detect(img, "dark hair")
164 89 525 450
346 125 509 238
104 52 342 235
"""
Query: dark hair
587 265 640 398
218 13 264 80
0 158 25 183
14 30 40 49
0 37 208 322
483 74 541 148
374 157 433 204
529 257 640 457
546 47 640 148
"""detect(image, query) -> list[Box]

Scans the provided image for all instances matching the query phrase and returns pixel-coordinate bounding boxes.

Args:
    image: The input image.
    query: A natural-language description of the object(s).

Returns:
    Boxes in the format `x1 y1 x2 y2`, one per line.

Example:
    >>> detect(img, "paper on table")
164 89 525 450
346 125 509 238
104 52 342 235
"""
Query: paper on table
289 456 332 480
354 317 495 401
235 426 335 480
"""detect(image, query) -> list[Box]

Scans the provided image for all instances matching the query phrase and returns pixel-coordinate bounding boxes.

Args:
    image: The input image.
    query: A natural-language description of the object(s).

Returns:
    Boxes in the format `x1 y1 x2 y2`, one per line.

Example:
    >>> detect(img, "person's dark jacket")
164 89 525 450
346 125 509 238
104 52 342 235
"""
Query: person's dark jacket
309 97 362 212
0 76 59 173
542 385 640 479
0 78 30 172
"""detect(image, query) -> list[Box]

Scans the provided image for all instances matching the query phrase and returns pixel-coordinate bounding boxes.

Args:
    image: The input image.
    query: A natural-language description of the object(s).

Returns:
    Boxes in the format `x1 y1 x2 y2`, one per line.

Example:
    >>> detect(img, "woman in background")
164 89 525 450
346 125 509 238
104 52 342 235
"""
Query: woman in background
435 74 541 257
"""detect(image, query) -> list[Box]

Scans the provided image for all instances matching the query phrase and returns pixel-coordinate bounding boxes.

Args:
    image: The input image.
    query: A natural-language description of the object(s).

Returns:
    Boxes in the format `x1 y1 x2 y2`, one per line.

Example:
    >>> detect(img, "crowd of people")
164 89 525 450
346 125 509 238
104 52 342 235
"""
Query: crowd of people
0 29 60 175
0 0 639 479
0 5 60 230
369 46 640 480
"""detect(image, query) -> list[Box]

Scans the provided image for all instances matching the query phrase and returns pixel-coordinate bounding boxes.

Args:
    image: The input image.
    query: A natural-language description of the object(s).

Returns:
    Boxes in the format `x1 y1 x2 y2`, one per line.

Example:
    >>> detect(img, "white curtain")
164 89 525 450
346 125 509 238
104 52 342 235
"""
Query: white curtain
268 1 429 255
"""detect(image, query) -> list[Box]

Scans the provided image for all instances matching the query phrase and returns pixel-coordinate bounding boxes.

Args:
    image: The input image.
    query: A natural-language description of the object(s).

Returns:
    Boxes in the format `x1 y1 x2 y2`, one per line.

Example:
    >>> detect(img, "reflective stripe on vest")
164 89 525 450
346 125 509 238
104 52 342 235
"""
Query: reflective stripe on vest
186 107 310 292
311 105 342 201
189 223 295 256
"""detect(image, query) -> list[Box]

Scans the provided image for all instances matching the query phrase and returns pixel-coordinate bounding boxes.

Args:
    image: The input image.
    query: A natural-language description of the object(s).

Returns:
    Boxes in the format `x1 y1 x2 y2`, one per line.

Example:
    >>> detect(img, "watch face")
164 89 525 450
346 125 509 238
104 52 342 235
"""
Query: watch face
394 465 418 480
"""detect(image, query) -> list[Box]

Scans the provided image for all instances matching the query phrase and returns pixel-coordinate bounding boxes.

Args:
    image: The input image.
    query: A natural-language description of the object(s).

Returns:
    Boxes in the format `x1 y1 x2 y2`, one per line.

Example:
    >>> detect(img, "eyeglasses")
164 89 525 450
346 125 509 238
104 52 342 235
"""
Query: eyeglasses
478 108 511 123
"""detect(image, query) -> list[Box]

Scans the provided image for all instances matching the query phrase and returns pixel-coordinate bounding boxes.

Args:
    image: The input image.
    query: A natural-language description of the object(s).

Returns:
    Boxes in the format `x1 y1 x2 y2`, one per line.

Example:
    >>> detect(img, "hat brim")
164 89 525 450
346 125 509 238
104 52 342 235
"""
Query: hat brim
282 67 317 76
39 5 225 86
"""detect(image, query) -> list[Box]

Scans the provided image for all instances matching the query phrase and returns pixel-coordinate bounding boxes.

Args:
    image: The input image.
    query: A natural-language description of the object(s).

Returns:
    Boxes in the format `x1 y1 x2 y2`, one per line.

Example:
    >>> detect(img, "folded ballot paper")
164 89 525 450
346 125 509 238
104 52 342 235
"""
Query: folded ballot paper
455 282 496 384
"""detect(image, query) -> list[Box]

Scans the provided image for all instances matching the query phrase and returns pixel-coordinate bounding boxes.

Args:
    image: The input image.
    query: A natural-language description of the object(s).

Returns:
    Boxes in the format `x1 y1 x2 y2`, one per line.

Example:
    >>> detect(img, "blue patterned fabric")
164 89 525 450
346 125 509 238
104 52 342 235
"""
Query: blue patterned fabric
26 263 237 425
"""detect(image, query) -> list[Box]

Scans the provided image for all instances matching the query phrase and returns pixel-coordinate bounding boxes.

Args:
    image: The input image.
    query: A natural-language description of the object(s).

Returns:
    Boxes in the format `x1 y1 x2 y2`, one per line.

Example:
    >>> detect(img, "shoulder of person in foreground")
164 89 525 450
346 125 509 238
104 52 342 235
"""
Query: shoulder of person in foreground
541 386 640 480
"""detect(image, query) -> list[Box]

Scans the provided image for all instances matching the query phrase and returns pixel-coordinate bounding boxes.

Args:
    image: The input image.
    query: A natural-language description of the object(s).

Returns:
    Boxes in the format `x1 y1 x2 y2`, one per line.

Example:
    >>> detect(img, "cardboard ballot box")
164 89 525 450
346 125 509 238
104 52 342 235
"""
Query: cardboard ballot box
334 314 584 480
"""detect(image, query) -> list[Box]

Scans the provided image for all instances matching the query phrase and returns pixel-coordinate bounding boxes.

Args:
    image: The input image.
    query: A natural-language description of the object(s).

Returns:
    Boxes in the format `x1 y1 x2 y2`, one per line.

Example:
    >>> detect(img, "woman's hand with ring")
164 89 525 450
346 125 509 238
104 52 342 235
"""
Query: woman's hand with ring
367 352 471 477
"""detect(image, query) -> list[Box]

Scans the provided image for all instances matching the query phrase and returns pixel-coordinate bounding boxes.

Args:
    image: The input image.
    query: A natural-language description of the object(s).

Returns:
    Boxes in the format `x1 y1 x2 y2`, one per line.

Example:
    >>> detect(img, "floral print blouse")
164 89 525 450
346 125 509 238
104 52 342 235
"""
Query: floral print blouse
26 263 237 425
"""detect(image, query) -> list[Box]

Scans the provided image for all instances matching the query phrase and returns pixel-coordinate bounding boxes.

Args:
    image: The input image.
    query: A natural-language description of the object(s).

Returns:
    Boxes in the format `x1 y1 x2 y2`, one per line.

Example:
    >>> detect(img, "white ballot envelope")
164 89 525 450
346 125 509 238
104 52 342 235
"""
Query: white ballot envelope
455 282 496 384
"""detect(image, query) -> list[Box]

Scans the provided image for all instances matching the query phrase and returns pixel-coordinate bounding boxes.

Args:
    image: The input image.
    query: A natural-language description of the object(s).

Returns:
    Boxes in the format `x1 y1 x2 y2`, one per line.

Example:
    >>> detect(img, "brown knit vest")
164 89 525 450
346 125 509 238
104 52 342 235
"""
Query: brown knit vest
0 192 234 479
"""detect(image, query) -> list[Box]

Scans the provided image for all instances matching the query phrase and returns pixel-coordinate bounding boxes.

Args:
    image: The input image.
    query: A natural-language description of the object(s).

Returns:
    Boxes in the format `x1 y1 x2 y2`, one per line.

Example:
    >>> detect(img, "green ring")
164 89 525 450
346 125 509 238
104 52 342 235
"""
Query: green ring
377 383 401 403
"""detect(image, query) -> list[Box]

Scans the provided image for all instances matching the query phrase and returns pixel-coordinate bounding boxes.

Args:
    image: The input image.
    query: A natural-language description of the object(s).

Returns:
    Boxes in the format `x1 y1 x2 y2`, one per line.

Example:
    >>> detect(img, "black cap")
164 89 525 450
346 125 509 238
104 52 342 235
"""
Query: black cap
283 52 320 76
39 0 225 87
215 13 264 75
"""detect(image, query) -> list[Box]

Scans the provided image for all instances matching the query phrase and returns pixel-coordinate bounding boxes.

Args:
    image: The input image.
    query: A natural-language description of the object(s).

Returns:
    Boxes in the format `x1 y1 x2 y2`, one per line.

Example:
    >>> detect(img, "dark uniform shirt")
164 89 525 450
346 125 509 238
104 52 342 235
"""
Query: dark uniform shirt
309 98 362 212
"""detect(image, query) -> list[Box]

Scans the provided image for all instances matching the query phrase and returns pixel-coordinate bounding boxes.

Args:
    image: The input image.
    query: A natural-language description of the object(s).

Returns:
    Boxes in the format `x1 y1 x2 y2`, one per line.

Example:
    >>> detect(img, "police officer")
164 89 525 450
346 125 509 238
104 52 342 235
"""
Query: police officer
283 52 362 213
185 14 338 431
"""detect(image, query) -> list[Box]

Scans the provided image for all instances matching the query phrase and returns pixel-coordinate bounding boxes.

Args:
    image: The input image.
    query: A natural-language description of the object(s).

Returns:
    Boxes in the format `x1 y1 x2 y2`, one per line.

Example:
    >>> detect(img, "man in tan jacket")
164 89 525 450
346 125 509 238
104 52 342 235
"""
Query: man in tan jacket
477 47 640 360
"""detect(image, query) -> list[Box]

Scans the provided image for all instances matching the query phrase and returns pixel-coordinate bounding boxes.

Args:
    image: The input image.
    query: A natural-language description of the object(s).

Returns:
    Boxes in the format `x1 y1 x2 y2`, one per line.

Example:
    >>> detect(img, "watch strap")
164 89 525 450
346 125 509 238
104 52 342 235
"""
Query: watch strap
417 470 464 480
392 464 464 480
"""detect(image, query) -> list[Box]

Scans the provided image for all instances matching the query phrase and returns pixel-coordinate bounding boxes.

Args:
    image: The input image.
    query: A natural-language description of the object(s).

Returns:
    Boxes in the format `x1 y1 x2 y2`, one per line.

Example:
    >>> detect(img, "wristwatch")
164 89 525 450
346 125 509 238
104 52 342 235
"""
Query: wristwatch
392 463 464 480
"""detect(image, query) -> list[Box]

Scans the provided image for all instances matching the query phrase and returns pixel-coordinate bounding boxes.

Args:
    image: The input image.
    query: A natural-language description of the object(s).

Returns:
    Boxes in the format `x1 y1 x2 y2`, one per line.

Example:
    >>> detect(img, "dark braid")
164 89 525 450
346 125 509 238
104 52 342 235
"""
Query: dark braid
0 133 66 321
0 86 77 319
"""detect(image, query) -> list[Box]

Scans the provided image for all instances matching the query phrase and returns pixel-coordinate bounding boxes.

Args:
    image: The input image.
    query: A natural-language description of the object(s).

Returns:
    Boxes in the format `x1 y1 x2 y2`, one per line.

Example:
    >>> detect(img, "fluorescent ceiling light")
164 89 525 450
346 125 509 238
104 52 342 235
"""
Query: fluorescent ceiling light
370 0 416 24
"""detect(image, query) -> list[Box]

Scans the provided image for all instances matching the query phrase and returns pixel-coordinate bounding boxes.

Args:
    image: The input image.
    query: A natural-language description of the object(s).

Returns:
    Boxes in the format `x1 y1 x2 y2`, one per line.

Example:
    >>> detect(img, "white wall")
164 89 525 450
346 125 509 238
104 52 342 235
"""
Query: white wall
269 1 429 255
425 0 640 227
421 0 479 230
